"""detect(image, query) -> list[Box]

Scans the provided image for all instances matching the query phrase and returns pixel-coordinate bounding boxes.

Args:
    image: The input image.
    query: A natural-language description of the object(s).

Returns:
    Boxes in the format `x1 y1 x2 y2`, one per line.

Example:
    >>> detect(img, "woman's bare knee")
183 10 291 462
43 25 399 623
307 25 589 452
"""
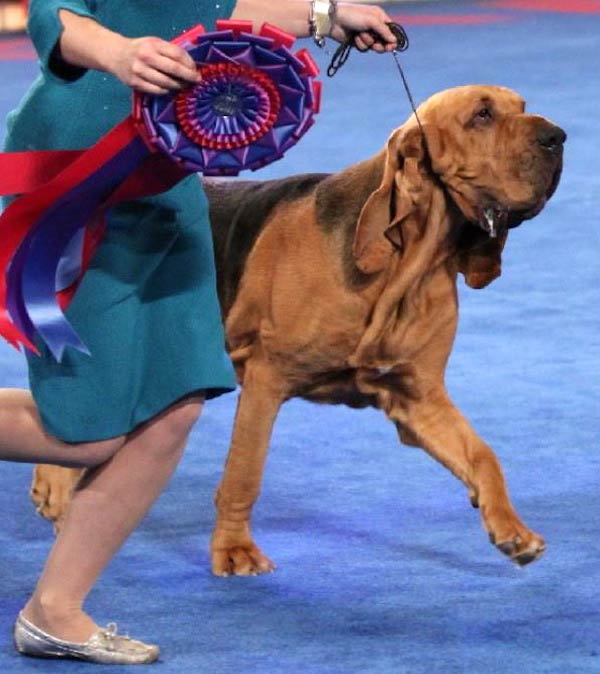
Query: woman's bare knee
164 397 204 439
134 396 204 452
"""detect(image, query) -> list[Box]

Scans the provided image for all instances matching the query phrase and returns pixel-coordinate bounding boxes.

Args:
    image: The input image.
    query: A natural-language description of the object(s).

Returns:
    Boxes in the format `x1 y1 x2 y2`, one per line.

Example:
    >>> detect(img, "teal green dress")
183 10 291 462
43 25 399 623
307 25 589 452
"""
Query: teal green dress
3 0 238 442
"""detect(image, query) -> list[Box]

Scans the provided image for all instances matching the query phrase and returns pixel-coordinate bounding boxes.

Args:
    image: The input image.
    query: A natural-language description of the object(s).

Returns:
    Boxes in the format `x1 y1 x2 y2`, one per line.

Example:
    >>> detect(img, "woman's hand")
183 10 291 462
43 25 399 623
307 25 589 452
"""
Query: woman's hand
56 11 200 94
330 3 398 52
109 36 200 95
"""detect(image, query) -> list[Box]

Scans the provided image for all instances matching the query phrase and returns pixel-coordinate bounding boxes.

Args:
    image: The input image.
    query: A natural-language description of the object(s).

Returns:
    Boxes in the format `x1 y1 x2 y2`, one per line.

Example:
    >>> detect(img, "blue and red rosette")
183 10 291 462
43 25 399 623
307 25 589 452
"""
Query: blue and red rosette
0 21 321 360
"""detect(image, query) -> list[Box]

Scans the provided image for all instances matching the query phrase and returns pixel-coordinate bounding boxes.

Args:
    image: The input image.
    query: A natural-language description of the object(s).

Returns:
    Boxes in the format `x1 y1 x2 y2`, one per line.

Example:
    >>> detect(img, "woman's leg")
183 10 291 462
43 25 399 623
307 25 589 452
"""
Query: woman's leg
19 394 204 642
0 389 125 466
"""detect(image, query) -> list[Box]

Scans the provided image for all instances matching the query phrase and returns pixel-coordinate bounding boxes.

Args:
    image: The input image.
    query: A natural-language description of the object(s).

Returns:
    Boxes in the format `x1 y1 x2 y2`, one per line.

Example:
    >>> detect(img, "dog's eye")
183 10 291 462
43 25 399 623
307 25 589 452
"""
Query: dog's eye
475 107 493 122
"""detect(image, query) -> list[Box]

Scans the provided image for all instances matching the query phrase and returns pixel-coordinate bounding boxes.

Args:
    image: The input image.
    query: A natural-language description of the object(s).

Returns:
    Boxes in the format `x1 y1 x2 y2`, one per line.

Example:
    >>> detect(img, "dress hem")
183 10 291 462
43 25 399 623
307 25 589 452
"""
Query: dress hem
38 381 237 444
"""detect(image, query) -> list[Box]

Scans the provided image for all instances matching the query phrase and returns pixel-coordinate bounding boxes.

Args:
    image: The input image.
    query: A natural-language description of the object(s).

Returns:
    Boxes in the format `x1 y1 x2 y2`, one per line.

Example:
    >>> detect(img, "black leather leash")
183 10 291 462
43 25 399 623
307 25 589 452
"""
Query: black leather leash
327 22 426 139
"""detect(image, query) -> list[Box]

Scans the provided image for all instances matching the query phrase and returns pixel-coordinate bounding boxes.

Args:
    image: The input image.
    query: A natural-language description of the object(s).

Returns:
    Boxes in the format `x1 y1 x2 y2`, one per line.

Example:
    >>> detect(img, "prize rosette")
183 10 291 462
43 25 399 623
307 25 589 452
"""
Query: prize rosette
135 22 321 175
0 21 321 361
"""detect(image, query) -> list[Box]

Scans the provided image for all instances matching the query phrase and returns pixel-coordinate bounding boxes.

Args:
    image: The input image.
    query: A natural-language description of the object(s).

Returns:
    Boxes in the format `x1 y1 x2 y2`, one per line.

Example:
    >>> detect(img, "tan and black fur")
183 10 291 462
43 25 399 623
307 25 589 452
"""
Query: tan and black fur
31 85 564 575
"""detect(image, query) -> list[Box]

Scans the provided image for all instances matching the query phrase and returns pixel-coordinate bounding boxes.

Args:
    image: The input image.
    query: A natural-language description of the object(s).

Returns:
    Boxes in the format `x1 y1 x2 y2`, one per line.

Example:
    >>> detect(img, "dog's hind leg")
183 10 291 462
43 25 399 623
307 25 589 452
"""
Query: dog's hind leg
211 360 287 577
380 384 546 567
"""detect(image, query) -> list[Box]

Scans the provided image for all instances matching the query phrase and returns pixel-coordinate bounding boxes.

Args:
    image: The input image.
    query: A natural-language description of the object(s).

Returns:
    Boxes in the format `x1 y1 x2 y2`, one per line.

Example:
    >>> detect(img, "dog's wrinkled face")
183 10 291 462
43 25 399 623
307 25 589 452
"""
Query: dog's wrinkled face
352 85 564 281
418 85 565 236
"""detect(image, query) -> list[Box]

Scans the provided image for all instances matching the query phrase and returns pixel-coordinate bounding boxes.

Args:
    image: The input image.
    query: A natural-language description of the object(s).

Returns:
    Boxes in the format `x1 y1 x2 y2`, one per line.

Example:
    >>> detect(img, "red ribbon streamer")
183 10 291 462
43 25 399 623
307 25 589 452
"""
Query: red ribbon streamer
0 117 188 352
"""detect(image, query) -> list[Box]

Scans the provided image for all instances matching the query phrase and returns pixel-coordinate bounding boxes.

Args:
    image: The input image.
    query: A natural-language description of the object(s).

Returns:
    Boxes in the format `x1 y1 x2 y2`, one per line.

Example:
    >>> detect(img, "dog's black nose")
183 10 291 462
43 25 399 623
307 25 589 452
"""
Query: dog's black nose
538 124 567 152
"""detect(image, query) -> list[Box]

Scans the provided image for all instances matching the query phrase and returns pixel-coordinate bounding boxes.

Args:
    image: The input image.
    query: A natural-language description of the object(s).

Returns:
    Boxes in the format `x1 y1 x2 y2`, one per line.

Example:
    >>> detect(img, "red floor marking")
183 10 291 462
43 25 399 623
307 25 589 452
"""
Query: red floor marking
488 0 600 13
391 13 509 25
0 36 35 61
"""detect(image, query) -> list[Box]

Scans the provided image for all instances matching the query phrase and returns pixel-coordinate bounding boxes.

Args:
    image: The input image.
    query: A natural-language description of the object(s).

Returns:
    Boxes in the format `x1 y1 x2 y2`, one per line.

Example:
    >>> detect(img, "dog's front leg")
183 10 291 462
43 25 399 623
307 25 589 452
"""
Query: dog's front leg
382 384 546 566
211 361 286 577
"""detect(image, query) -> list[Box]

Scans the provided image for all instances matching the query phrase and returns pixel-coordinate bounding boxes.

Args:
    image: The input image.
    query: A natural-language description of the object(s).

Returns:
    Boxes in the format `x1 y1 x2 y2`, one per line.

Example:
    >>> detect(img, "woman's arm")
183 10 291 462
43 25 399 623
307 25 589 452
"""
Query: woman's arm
55 10 199 95
54 0 396 95
231 0 397 51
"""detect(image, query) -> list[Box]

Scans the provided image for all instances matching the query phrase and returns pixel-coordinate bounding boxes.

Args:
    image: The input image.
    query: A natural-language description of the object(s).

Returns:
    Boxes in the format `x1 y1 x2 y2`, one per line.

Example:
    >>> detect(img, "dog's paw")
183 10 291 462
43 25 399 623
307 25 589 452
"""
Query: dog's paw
30 465 81 532
493 532 546 566
485 508 546 566
211 542 276 577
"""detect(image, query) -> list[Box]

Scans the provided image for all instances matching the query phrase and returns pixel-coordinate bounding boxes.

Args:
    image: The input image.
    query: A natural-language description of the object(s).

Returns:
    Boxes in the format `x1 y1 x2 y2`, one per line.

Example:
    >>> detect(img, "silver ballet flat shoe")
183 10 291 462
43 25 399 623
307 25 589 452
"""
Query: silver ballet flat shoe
13 613 160 665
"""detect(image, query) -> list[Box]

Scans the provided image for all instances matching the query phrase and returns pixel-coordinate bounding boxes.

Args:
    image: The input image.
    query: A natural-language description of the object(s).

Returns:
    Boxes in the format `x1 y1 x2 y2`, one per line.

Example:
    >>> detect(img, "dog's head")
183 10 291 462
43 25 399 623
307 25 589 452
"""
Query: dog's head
353 85 565 287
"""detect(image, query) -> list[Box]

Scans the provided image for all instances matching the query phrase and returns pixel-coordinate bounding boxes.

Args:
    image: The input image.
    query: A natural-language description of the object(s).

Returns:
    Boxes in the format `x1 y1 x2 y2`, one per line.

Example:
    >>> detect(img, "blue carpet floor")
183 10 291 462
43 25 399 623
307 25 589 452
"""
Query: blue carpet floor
1 1 599 672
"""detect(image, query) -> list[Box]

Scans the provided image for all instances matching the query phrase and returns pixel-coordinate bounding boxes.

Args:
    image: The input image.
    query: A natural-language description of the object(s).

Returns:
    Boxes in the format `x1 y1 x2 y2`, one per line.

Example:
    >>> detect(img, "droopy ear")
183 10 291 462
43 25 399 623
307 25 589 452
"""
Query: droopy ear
352 126 428 274
457 230 508 289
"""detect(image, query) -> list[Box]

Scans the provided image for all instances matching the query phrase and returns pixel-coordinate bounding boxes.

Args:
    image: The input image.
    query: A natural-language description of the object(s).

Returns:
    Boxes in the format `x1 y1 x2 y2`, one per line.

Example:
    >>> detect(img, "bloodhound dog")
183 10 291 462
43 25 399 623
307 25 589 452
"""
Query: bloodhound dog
31 85 564 574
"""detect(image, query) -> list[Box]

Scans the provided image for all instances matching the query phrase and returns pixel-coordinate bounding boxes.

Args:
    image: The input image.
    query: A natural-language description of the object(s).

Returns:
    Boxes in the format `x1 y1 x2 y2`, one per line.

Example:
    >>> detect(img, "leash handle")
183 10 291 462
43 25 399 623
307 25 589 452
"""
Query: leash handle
327 22 408 77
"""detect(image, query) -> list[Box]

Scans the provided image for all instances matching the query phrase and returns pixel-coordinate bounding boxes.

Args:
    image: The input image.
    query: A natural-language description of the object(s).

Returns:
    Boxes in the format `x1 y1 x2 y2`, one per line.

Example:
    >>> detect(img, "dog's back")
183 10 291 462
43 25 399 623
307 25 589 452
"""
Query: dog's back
204 175 328 314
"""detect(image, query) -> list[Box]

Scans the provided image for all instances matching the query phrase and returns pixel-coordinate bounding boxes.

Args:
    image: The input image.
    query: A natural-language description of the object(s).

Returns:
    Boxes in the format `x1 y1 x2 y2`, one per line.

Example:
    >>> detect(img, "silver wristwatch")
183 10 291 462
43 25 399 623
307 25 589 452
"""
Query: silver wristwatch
309 0 337 48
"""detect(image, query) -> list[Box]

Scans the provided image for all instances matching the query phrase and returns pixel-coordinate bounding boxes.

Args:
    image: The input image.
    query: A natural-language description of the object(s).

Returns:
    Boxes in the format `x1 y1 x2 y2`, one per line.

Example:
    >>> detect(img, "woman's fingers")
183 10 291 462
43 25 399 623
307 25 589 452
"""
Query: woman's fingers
115 37 200 92
354 35 369 52
330 5 398 50
356 31 374 50
369 16 397 46
156 40 196 67
136 67 186 93
144 53 199 85
353 31 387 53
156 41 199 82
131 80 170 96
